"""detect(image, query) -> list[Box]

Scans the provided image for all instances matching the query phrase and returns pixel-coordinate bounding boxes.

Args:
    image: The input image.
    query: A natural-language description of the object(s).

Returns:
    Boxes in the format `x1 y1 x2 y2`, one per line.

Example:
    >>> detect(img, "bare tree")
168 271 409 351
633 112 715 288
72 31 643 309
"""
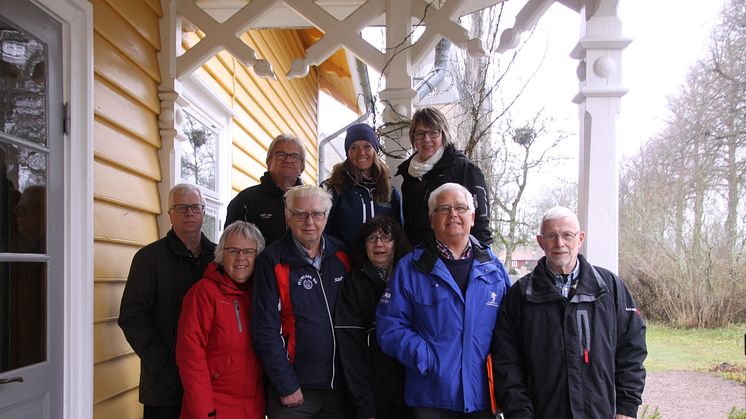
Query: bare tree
619 0 746 327
483 111 569 268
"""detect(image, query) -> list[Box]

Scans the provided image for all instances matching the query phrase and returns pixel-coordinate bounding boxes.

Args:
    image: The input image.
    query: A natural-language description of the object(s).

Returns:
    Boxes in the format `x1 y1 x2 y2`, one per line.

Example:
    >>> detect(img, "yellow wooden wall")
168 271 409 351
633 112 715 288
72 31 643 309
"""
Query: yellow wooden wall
92 0 163 417
183 29 320 191
91 1 319 418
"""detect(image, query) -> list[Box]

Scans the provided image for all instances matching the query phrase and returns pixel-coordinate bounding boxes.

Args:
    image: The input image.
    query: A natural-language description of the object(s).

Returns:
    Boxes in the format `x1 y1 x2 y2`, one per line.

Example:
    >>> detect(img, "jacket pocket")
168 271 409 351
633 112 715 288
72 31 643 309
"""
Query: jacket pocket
207 354 234 380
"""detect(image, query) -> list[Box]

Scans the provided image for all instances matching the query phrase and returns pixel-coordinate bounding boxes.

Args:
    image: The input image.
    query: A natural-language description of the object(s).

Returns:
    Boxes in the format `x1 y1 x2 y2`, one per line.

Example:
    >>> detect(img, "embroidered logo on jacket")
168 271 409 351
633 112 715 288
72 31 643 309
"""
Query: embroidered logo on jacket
486 291 499 307
297 274 317 290
259 213 272 219
380 290 392 304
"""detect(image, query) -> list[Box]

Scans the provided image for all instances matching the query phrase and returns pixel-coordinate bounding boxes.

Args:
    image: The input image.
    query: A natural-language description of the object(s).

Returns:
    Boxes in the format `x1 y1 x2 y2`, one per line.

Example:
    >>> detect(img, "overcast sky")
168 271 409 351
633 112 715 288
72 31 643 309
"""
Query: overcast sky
318 0 727 176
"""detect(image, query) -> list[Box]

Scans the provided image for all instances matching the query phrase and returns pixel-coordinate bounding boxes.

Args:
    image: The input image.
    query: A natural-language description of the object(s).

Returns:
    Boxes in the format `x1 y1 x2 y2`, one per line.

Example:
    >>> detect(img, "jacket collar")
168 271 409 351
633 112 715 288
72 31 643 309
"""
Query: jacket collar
525 254 608 303
277 231 345 267
166 229 215 258
260 171 302 196
203 262 248 295
396 144 458 177
413 235 493 274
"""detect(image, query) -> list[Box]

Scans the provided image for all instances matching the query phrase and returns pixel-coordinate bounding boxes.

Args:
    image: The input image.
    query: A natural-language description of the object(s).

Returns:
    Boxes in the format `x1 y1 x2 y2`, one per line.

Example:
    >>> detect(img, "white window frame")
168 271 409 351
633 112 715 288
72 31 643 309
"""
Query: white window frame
173 73 232 242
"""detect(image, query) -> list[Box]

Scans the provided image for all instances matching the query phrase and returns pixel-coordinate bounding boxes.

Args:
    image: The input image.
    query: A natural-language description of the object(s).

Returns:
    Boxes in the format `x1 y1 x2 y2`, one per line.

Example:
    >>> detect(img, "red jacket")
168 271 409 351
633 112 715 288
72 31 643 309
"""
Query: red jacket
176 262 265 418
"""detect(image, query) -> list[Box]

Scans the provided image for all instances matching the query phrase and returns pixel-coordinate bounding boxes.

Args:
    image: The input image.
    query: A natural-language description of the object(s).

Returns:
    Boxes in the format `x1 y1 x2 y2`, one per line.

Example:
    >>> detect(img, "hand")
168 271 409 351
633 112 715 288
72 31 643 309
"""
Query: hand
280 389 304 407
615 415 634 419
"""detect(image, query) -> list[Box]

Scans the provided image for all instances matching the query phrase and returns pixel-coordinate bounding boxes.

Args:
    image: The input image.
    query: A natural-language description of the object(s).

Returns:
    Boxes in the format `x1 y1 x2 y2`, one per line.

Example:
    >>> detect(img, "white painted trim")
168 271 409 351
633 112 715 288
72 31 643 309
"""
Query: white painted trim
32 0 94 418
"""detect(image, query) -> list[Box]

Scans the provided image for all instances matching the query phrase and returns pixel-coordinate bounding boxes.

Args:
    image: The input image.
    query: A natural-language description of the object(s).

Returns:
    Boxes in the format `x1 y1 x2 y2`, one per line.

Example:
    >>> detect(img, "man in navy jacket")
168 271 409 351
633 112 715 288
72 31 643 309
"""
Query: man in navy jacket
377 183 511 418
251 185 351 419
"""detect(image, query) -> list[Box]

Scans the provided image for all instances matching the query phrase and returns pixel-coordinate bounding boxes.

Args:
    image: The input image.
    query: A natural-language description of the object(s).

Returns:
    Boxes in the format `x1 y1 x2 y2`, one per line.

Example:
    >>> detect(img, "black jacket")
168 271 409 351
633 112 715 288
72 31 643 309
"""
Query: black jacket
335 263 409 419
396 145 492 246
118 229 216 406
224 172 302 244
492 255 647 419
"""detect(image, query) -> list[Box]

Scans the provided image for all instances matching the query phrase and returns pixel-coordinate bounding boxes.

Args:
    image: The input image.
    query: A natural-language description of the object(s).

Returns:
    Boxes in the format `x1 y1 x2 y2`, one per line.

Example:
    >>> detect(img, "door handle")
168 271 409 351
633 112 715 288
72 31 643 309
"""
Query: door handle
0 376 23 384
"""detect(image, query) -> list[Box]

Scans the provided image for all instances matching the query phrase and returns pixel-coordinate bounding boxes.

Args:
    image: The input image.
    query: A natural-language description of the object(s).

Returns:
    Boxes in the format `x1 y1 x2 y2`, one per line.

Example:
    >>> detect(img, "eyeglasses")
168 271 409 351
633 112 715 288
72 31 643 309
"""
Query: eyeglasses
288 209 327 221
171 204 205 214
413 129 441 140
224 247 258 257
274 151 303 163
366 233 394 244
432 204 469 215
541 231 580 242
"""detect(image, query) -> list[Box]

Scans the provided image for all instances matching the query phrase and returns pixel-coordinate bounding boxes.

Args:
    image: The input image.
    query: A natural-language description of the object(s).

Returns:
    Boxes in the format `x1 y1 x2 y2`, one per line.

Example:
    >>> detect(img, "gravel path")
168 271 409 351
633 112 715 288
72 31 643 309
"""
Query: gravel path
642 371 745 418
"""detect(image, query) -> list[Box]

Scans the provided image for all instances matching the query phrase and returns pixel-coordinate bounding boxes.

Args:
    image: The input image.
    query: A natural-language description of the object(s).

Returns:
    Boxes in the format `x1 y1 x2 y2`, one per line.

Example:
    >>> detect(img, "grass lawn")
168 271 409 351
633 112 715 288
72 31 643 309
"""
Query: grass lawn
645 322 746 382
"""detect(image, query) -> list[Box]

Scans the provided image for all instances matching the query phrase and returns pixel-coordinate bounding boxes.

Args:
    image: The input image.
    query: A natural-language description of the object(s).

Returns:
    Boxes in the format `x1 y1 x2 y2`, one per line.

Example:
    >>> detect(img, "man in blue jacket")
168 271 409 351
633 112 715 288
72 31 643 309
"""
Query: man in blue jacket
377 182 511 418
251 185 351 419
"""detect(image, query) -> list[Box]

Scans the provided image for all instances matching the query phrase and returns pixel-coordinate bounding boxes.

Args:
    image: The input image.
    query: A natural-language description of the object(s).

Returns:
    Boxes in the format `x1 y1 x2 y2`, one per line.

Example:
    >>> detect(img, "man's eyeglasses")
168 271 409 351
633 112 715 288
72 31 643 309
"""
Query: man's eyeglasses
366 233 394 244
289 209 327 221
413 129 441 140
224 247 258 257
274 151 303 163
433 204 469 215
541 231 580 242
171 204 205 214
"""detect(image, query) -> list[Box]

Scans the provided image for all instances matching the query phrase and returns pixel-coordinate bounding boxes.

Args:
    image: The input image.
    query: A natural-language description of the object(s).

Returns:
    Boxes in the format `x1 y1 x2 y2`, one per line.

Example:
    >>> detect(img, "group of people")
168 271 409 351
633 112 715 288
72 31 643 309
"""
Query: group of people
118 106 647 419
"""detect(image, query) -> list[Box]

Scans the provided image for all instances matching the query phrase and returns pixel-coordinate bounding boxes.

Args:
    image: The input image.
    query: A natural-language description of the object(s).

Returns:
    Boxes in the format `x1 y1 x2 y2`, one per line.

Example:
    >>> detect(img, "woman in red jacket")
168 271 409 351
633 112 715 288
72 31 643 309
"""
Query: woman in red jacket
176 221 266 418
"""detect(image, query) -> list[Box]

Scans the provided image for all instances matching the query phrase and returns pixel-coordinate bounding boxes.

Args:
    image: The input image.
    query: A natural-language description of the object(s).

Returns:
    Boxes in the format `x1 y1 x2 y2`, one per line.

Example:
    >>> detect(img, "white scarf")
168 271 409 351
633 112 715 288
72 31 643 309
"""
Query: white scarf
407 146 445 178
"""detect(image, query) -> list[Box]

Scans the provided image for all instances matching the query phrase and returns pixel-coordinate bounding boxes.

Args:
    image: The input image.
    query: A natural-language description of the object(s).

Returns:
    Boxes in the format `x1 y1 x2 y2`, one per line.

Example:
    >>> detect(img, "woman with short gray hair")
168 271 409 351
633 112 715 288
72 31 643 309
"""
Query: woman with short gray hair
176 221 267 419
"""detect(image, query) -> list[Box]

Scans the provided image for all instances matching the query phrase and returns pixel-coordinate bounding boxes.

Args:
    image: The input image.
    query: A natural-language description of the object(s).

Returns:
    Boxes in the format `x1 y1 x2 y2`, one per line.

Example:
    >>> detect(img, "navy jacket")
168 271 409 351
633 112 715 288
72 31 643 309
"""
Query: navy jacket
396 145 492 246
376 237 510 413
324 179 403 247
224 172 302 245
492 255 647 419
250 232 350 396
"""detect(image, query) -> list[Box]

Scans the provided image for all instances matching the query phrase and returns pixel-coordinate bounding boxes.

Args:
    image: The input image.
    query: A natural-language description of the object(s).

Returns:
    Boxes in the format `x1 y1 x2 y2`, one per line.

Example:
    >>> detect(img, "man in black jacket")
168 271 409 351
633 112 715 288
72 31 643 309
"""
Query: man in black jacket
492 206 646 419
224 133 305 244
118 183 216 419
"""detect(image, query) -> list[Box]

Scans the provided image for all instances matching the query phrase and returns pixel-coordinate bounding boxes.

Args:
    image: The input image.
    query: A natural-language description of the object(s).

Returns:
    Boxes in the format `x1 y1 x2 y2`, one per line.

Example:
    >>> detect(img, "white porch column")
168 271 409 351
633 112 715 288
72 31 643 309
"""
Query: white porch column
571 0 631 272
378 0 416 189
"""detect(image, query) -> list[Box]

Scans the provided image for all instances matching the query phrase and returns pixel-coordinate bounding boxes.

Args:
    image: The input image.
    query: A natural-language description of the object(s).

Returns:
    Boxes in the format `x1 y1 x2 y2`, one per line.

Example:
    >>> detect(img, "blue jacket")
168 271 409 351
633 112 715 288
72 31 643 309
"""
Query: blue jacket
376 237 510 413
250 232 350 396
324 180 403 247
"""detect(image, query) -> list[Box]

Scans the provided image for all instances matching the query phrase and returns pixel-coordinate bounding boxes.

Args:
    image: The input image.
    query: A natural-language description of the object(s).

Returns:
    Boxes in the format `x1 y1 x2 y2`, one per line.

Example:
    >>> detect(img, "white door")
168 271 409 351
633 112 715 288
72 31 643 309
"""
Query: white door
0 0 63 417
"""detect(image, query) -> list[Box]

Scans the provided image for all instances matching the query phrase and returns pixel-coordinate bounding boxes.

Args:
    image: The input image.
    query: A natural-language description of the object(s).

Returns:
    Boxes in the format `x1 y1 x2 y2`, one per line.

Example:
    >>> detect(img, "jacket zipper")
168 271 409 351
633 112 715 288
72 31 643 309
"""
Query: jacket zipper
233 300 243 333
577 309 590 364
315 268 337 389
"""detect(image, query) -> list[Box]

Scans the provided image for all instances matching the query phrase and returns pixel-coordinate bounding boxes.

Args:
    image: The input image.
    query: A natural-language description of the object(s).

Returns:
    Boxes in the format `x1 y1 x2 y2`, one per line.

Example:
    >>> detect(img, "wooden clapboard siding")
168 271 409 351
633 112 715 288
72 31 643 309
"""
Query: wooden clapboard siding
93 353 141 404
182 28 320 192
94 33 160 113
92 379 142 419
93 0 160 83
92 0 162 416
93 118 160 181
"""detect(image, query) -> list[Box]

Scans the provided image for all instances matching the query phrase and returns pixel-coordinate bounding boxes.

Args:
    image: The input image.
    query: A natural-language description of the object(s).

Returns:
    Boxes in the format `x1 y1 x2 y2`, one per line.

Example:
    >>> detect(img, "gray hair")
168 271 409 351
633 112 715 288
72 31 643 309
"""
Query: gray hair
427 182 475 214
284 185 333 212
168 183 205 209
214 221 266 265
539 206 580 234
266 133 306 171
